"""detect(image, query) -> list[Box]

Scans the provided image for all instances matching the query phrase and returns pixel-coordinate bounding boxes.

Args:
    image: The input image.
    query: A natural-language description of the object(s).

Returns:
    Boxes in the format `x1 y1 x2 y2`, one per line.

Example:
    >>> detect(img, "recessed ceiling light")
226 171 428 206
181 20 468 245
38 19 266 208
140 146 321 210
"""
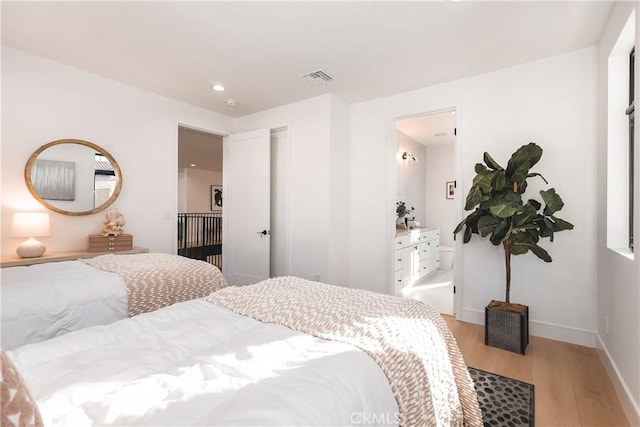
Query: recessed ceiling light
190 163 196 167
451 111 456 115
212 84 225 92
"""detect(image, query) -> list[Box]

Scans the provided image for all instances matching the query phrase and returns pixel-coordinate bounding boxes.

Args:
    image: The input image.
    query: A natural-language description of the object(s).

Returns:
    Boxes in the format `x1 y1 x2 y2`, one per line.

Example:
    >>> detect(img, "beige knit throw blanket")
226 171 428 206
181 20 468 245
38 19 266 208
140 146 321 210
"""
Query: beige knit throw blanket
205 277 482 427
82 253 227 316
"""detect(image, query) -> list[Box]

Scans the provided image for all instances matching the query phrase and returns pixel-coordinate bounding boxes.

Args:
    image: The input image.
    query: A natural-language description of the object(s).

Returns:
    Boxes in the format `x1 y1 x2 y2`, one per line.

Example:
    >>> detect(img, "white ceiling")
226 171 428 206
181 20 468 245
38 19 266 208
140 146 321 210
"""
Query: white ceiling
396 110 457 146
178 127 223 172
1 1 614 118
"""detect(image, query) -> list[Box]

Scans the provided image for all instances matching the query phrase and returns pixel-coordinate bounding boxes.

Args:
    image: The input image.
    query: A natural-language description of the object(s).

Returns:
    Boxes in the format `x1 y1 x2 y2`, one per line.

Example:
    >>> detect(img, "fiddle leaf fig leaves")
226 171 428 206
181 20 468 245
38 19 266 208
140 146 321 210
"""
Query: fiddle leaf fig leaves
540 188 564 216
528 244 552 262
506 143 543 186
489 219 510 245
465 185 485 210
463 225 473 243
493 170 507 190
489 204 519 218
473 171 495 193
541 217 555 241
453 142 573 303
475 163 490 174
484 152 504 171
550 216 574 231
478 215 500 237
527 199 541 211
527 172 549 185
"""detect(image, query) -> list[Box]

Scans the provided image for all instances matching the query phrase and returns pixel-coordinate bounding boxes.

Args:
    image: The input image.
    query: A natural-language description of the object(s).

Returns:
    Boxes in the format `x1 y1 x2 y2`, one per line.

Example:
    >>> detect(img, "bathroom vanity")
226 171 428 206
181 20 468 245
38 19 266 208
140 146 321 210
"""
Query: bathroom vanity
394 228 439 295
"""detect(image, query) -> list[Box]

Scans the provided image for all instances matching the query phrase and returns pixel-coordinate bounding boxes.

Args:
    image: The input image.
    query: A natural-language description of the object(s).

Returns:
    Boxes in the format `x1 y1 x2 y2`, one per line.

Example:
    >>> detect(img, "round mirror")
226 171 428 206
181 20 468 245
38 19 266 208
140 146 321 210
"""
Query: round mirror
25 139 122 216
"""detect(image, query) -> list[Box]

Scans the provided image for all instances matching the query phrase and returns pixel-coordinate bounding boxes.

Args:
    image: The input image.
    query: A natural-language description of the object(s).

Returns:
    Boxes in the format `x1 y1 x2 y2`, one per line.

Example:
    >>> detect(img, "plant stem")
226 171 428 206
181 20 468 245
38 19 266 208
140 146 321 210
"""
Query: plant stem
503 240 511 303
505 180 516 303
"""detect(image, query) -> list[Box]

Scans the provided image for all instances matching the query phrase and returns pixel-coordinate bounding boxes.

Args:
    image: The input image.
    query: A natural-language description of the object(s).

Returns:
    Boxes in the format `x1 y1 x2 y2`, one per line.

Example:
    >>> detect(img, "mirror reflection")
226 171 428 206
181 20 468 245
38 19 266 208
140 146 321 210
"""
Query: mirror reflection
25 139 122 216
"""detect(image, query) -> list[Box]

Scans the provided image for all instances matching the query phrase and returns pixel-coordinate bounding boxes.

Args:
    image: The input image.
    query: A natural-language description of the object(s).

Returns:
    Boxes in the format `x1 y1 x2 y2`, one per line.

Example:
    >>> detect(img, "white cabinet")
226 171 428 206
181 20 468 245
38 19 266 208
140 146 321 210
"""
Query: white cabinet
394 269 403 296
394 228 439 295
393 248 404 293
423 229 440 274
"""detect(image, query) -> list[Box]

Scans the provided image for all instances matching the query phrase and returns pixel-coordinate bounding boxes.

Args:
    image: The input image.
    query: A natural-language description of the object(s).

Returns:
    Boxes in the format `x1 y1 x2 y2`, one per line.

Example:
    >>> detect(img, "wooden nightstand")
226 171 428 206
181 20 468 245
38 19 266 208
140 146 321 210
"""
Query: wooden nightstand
0 246 149 268
88 234 133 252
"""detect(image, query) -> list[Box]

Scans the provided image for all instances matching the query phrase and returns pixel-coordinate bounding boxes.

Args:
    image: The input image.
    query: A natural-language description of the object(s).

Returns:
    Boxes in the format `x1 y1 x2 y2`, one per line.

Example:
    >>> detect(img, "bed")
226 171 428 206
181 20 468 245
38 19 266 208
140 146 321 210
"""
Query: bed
1 253 227 350
3 277 482 427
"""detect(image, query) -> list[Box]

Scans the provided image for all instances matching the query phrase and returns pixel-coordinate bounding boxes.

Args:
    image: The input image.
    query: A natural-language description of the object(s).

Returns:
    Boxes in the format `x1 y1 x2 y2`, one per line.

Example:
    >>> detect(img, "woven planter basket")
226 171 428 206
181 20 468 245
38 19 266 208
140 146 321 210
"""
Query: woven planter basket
485 300 529 355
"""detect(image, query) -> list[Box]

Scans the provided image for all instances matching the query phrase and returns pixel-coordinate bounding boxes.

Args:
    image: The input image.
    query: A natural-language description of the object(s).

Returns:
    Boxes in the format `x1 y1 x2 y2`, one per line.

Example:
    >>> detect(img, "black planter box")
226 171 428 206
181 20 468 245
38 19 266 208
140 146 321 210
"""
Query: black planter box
485 300 529 354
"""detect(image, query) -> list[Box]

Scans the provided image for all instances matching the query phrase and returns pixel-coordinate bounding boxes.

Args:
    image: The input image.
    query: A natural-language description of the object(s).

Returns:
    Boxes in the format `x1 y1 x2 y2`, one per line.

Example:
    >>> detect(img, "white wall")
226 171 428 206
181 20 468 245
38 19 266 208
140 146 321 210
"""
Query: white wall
596 2 640 424
1 47 233 255
395 130 426 225
235 94 350 285
425 143 455 248
181 169 222 213
328 95 352 286
350 47 598 347
177 170 187 213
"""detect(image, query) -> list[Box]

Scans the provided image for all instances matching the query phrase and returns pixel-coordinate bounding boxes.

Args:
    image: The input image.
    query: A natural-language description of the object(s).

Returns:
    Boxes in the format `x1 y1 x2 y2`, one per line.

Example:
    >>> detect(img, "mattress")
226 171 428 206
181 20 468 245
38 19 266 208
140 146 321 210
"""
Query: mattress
206 276 482 426
1 261 127 350
1 254 228 351
81 253 228 316
8 299 400 426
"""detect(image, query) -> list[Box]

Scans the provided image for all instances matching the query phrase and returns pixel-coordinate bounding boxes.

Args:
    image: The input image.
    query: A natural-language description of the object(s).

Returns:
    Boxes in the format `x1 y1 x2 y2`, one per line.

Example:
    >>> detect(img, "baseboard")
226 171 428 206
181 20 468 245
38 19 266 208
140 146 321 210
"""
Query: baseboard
459 308 596 347
596 334 640 426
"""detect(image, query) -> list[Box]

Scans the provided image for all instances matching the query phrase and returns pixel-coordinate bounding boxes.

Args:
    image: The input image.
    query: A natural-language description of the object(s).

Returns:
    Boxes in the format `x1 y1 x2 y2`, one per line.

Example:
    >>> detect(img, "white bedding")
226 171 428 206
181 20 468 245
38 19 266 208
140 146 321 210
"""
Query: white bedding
1 261 128 350
8 299 399 426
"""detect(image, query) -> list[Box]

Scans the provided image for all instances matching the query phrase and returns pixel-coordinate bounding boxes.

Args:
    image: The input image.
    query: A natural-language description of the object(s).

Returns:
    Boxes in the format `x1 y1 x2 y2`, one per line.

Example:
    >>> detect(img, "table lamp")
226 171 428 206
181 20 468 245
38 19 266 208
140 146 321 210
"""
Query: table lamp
12 212 50 258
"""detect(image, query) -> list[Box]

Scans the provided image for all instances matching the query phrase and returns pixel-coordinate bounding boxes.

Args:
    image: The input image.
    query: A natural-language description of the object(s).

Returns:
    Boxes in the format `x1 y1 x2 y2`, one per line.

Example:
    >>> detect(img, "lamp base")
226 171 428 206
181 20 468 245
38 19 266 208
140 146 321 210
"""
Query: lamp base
16 238 46 258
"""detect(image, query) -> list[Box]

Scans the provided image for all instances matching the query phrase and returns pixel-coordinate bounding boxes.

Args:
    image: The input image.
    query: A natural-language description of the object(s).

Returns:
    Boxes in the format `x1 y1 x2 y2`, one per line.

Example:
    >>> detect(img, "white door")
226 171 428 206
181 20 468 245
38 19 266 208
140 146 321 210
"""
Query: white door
223 128 271 285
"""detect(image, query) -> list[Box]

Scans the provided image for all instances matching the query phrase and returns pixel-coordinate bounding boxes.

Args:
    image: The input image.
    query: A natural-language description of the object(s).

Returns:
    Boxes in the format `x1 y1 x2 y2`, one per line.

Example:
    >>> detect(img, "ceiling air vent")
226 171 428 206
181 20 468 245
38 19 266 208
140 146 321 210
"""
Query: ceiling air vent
302 69 333 84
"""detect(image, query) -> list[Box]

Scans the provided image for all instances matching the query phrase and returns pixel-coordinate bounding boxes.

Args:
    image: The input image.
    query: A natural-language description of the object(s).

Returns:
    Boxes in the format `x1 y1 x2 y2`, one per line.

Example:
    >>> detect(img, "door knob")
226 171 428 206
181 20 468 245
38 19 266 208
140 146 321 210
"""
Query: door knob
257 230 270 236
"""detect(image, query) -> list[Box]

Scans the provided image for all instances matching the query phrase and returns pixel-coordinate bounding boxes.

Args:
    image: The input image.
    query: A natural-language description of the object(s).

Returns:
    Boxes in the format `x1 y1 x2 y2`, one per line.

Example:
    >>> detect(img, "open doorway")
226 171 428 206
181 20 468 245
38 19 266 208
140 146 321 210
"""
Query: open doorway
177 126 224 269
177 125 290 282
394 109 457 315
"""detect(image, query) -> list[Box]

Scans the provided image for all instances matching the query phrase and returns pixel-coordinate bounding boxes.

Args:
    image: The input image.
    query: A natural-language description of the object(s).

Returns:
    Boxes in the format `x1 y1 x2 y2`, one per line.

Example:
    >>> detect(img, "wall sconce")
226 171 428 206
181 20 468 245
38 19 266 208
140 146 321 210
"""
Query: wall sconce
12 212 50 258
402 151 417 162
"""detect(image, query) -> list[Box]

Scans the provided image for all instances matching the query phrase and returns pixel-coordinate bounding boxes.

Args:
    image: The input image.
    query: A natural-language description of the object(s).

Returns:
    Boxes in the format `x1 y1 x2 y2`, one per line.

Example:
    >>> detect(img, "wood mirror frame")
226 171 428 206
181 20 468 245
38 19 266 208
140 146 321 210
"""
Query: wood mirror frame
24 139 123 216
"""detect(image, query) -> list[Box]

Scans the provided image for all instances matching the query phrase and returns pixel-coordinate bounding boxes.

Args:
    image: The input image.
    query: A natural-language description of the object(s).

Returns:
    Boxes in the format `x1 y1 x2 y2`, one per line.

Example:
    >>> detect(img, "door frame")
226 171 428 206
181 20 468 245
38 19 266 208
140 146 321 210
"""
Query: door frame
269 126 291 278
176 123 228 254
390 104 463 319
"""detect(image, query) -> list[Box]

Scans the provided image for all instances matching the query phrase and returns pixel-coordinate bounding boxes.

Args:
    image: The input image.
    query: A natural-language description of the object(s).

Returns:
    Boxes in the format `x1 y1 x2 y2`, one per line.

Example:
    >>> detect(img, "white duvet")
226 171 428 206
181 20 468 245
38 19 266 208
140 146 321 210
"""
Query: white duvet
1 261 128 350
8 299 399 426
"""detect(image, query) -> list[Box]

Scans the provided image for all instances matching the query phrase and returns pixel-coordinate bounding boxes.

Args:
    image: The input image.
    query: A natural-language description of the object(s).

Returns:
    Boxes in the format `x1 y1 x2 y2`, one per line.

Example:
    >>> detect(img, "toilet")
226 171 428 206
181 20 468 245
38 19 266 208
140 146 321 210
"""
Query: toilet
439 245 454 270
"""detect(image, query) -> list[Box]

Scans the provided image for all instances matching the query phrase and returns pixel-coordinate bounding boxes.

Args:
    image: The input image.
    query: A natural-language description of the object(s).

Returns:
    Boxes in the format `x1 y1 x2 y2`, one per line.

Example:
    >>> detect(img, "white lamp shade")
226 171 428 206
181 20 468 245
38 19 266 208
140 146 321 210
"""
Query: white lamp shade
12 212 50 237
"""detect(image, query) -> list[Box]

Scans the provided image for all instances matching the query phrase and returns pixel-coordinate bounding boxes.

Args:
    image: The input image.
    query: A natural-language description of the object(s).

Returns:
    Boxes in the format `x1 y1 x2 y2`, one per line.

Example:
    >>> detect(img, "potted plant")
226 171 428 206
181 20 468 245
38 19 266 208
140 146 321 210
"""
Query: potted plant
396 201 415 230
453 142 573 354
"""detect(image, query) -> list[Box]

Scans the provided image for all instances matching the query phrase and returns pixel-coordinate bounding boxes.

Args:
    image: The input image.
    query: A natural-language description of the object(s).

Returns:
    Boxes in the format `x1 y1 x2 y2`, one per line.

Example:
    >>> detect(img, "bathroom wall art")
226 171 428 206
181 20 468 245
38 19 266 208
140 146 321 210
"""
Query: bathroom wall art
446 181 455 199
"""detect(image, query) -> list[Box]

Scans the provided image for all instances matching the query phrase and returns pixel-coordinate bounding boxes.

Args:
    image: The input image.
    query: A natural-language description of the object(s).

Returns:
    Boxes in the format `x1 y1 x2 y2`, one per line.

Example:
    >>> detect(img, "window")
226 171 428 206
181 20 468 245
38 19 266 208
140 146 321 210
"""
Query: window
626 48 635 252
606 11 635 257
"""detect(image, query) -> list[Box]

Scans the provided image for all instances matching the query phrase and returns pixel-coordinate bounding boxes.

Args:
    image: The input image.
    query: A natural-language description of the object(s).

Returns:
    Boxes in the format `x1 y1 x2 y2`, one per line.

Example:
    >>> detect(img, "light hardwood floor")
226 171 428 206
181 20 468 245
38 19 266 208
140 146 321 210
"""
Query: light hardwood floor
442 316 630 427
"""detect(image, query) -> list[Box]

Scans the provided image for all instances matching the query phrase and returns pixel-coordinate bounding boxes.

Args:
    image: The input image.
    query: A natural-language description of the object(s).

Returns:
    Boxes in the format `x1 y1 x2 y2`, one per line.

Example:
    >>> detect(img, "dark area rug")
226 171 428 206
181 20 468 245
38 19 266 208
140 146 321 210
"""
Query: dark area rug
468 366 535 427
